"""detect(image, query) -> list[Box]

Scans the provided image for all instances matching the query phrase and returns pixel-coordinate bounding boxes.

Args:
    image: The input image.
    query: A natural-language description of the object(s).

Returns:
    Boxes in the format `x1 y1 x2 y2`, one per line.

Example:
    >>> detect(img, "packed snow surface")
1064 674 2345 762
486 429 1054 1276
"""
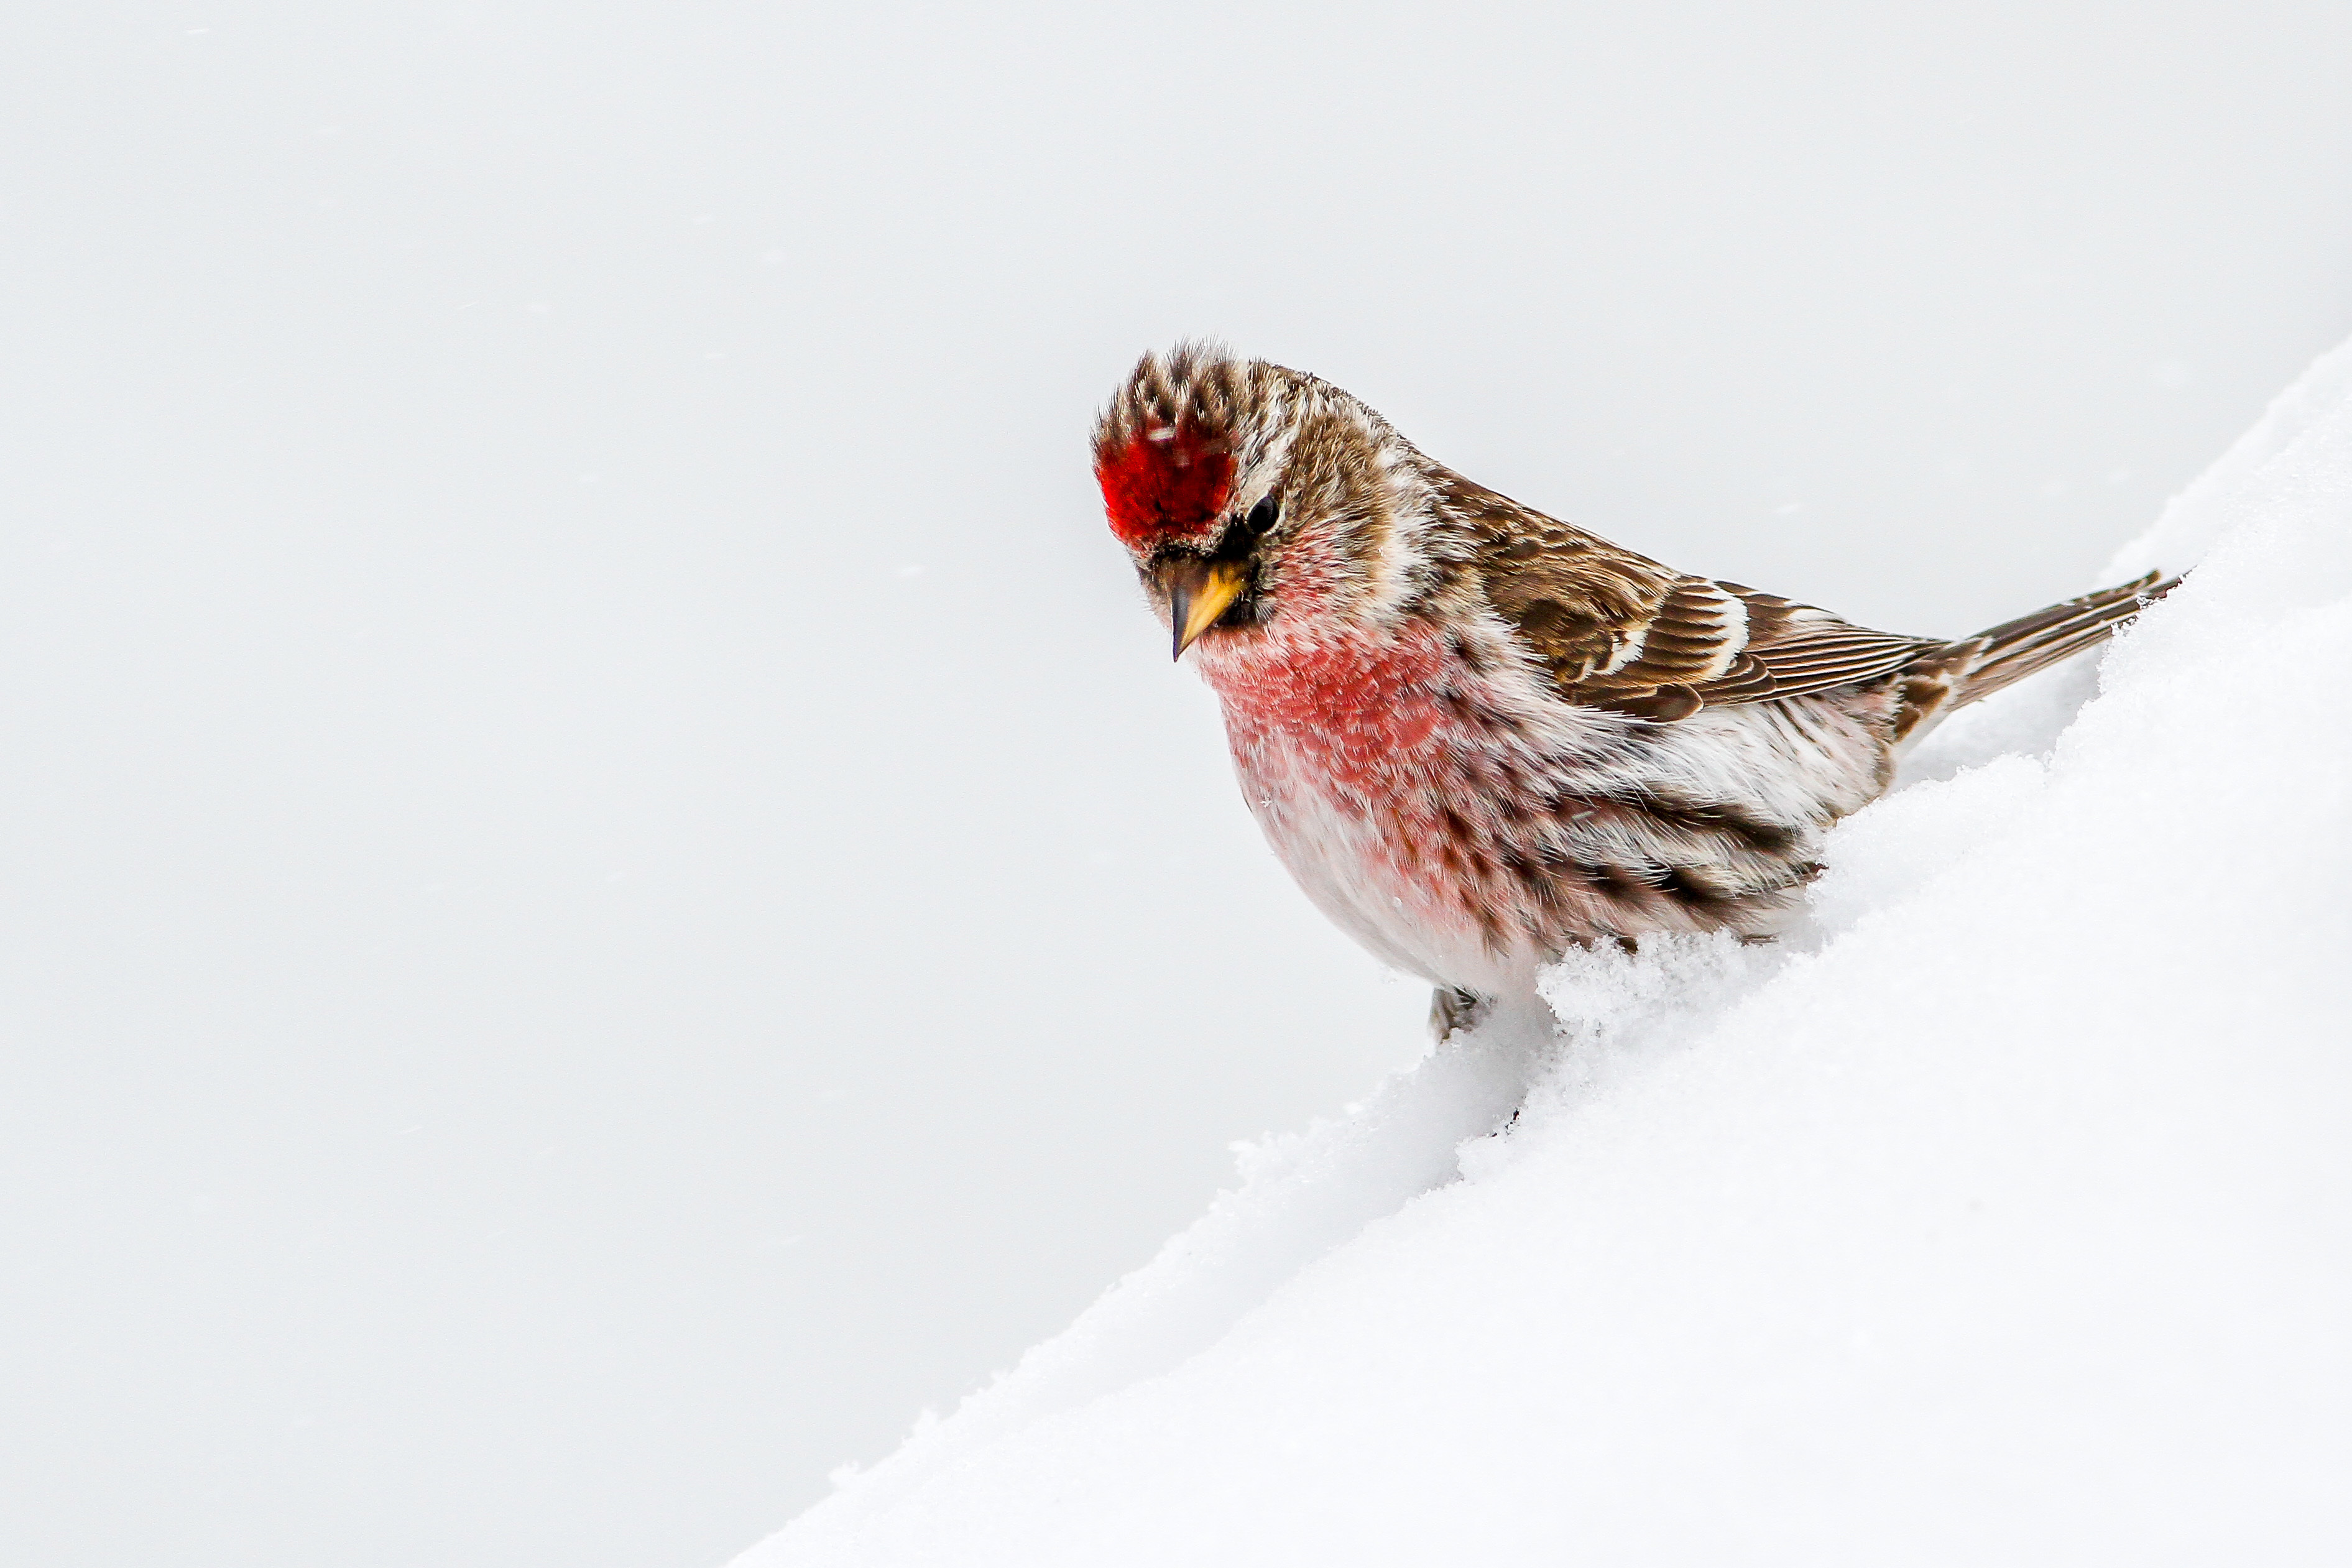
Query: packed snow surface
740 341 2352 1567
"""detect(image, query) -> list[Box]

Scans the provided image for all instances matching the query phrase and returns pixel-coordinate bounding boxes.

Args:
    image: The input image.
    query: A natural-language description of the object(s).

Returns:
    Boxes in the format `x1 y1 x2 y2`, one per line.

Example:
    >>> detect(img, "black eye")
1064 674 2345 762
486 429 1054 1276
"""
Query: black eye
1241 493 1279 536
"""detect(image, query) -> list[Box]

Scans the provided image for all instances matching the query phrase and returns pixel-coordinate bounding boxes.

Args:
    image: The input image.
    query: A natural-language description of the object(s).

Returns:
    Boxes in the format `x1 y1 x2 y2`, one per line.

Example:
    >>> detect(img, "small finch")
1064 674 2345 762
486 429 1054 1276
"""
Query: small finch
1094 343 2173 1036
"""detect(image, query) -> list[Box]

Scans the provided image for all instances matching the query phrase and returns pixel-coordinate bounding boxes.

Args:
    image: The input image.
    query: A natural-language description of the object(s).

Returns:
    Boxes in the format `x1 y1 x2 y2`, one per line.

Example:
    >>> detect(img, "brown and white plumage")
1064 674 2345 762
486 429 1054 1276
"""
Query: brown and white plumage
1094 343 2173 1031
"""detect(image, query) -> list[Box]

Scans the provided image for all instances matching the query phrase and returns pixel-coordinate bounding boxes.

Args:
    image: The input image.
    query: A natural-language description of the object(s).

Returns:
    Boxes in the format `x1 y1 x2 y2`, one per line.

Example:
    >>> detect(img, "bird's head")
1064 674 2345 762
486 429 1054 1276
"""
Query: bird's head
1092 342 1434 658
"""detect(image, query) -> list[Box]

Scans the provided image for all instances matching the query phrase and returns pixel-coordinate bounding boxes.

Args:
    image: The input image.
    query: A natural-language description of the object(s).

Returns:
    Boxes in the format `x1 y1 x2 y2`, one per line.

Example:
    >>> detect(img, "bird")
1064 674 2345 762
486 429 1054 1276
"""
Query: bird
1093 342 2174 1038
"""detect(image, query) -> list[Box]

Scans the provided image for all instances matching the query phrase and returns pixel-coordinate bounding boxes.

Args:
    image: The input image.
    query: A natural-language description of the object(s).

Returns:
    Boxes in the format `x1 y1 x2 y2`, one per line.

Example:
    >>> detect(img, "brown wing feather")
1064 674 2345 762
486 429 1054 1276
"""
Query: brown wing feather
1445 472 1681 692
1448 470 1939 720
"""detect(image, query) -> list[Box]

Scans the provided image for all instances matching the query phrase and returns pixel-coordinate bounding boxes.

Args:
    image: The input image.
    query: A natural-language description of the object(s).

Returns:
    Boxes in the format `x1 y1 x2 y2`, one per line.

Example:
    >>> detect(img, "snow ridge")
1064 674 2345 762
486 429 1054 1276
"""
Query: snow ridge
742 338 2352 1567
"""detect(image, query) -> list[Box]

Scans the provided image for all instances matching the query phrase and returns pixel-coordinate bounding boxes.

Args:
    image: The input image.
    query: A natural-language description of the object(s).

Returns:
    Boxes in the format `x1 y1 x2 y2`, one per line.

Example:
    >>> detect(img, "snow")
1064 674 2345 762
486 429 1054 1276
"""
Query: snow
738 339 2352 1567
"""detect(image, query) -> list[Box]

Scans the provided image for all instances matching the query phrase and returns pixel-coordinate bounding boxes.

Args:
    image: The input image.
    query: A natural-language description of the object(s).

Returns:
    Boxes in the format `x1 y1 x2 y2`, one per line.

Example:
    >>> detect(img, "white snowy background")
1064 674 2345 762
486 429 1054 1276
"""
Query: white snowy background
2 6 2349 1568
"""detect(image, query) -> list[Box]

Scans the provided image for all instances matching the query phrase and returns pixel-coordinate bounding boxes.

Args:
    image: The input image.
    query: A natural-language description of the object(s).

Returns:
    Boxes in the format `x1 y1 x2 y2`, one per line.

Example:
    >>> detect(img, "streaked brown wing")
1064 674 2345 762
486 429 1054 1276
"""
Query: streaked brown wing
1700 584 1942 698
1447 469 1680 687
1454 469 1939 720
1553 577 1939 719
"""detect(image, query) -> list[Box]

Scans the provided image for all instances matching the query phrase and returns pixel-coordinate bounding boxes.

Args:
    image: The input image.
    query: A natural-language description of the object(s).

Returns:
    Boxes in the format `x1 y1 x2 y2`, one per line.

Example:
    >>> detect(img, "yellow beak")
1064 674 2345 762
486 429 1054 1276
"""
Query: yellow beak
1156 558 1250 660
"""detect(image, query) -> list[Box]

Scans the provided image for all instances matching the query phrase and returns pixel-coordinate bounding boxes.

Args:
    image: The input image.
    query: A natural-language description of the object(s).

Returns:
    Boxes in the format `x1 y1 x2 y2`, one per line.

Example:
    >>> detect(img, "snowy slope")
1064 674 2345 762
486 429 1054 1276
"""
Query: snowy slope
740 339 2352 1567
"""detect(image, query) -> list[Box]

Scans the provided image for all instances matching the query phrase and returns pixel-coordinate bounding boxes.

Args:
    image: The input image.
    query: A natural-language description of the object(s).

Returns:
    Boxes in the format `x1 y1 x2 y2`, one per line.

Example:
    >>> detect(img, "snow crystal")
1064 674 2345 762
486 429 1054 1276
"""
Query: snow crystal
736 337 2352 1567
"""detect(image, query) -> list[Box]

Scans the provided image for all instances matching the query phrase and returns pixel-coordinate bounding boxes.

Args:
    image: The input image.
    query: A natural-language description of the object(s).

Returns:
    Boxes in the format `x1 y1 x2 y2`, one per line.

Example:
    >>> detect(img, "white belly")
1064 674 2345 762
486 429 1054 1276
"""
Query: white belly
1232 747 1544 999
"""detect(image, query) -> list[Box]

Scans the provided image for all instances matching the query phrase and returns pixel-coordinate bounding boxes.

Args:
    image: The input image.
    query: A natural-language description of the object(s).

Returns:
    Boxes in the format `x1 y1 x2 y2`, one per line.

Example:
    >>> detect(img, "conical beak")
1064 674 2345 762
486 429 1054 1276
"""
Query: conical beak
1156 558 1250 659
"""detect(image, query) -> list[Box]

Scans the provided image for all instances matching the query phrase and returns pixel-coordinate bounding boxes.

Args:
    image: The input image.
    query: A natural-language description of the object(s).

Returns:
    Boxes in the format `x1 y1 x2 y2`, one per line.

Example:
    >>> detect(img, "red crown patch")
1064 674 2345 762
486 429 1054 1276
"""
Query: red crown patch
1097 423 1234 548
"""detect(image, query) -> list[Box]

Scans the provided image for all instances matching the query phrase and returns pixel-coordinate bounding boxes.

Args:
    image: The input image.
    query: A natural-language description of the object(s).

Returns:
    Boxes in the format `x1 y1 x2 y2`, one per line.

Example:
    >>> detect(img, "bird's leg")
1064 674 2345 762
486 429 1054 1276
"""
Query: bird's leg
1428 986 1492 1042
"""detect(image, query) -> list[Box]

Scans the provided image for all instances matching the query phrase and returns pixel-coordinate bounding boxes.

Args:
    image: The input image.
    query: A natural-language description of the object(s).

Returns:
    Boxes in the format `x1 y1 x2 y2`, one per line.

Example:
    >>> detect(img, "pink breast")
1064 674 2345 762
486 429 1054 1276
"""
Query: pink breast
1194 620 1539 986
1196 623 1450 796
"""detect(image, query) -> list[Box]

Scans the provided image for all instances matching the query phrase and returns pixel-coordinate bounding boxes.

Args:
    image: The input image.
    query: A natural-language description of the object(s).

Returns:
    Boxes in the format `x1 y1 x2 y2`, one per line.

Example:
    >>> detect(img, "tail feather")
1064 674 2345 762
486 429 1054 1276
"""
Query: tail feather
1959 570 2177 703
1893 570 2177 746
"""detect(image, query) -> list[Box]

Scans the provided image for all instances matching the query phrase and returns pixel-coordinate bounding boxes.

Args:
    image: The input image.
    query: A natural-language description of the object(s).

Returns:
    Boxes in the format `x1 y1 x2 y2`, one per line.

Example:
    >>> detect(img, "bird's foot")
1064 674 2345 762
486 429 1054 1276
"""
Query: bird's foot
1427 985 1492 1042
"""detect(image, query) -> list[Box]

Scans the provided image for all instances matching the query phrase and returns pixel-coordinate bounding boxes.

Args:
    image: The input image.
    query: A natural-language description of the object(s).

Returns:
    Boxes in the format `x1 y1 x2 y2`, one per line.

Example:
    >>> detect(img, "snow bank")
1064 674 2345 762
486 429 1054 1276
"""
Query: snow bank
739 339 2352 1567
